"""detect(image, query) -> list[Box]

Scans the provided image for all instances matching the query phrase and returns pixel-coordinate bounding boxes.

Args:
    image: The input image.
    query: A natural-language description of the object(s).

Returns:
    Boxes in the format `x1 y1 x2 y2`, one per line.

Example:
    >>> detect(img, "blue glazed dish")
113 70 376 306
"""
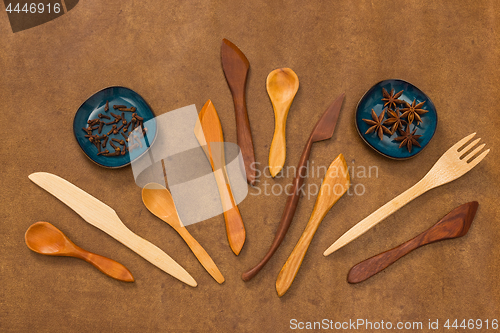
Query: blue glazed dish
73 86 157 168
355 79 437 159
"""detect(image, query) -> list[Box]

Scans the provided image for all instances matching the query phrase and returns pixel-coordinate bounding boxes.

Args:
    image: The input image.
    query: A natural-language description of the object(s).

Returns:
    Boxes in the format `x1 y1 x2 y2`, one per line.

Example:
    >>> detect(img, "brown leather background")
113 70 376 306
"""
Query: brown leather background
1 1 499 332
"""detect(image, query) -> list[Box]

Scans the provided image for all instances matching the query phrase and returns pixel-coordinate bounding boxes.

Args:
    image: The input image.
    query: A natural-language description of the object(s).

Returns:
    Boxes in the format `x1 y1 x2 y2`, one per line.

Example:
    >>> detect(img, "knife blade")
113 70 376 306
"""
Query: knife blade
28 172 197 287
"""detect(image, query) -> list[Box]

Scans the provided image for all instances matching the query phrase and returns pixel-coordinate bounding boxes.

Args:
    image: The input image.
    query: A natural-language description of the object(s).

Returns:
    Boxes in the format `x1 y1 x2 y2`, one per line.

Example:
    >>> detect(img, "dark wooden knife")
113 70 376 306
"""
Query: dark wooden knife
221 38 256 185
347 201 479 284
242 93 345 281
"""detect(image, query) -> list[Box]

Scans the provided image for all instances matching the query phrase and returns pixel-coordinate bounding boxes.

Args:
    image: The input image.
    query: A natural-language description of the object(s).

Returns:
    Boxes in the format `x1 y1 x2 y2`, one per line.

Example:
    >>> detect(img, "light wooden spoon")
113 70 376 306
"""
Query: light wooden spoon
142 183 225 284
276 154 350 297
267 68 299 177
25 221 134 282
194 100 246 255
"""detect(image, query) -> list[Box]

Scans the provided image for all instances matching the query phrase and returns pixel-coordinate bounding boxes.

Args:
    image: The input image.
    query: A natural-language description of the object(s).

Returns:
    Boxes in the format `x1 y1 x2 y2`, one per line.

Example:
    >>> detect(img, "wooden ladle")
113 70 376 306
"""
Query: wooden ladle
275 154 350 297
267 68 299 177
142 183 225 284
25 222 134 282
347 201 479 283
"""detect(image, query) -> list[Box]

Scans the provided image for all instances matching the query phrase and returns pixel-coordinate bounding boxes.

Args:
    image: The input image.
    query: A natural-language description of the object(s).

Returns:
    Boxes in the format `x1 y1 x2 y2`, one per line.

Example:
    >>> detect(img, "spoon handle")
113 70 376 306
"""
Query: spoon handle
347 233 426 284
175 226 225 284
242 138 313 281
73 247 135 282
269 117 287 178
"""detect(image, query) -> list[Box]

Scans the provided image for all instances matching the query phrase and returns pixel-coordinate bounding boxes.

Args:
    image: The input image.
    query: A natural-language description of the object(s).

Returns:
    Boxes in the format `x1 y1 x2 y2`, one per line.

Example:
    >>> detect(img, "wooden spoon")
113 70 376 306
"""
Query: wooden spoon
194 99 246 255
221 38 256 185
242 93 345 281
347 201 479 283
267 68 300 177
142 183 225 284
25 222 134 282
276 154 350 296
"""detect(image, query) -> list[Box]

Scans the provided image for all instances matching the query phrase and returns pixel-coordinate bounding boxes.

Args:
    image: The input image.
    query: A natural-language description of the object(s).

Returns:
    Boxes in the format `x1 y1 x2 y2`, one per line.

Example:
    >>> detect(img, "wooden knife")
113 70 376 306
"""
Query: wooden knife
194 100 246 255
221 38 256 185
28 172 197 287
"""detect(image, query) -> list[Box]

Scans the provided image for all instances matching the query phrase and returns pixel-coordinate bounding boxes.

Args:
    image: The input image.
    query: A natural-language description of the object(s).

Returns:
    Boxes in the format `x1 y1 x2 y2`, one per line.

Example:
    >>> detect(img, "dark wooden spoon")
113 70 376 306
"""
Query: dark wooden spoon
221 38 256 185
241 92 345 281
347 201 478 284
25 222 134 282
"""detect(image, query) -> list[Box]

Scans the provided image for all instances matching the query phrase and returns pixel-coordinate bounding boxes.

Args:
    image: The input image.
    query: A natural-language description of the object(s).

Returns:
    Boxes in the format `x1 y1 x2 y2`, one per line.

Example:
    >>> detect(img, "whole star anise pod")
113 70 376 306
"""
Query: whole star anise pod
394 125 422 152
401 99 427 125
383 108 407 135
362 109 391 140
382 88 404 110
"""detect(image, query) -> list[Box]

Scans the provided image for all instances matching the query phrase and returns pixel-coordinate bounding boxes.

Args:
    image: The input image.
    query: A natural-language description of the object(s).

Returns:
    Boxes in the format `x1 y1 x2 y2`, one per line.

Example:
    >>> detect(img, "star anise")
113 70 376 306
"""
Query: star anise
362 109 391 140
383 108 407 135
401 99 427 125
382 88 404 110
394 125 422 152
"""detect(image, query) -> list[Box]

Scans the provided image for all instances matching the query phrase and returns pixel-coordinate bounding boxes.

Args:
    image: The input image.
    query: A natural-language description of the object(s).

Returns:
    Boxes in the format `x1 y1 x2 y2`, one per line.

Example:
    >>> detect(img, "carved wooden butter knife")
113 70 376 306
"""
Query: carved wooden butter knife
221 38 256 185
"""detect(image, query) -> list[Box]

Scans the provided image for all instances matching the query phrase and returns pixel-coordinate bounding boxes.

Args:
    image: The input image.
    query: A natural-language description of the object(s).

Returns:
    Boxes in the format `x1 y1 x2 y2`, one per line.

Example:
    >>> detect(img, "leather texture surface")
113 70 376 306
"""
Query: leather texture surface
1 0 499 331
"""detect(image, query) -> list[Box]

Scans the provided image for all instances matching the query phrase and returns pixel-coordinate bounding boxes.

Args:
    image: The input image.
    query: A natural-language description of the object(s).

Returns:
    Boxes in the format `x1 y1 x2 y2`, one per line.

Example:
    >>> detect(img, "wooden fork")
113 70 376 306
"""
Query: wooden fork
324 133 490 256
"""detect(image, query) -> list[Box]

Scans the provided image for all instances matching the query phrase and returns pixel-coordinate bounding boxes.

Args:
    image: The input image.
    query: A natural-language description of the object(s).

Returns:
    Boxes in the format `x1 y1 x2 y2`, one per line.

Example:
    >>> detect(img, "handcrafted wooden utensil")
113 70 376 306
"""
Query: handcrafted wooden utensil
221 38 256 185
324 133 489 256
267 68 300 177
276 154 350 297
242 92 345 281
194 100 246 255
348 201 478 283
142 183 225 284
25 221 134 282
28 172 197 287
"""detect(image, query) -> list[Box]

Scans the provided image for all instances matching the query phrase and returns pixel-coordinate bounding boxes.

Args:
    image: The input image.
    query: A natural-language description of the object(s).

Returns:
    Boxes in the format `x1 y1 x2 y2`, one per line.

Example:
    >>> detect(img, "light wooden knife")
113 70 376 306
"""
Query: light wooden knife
28 172 197 287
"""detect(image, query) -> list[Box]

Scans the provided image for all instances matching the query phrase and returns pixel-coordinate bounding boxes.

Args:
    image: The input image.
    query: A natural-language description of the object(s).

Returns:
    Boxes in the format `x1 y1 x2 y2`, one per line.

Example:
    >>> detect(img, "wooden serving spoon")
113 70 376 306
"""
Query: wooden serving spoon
194 99 246 255
221 38 256 185
142 183 225 284
347 201 479 284
267 68 300 177
25 222 134 282
276 154 350 297
242 93 345 281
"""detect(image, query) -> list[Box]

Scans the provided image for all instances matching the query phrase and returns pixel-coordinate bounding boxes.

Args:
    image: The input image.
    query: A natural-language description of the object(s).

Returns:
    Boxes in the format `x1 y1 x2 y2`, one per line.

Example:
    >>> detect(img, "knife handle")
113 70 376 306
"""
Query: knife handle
233 92 256 186
110 221 197 287
74 247 134 282
242 138 313 281
213 168 246 255
347 234 424 283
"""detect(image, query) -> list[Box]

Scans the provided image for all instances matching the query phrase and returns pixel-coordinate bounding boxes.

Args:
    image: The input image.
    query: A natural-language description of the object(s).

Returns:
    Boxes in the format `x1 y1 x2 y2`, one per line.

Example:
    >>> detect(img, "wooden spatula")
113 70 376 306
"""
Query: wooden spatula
194 100 246 255
276 154 350 296
347 201 479 283
221 38 256 185
242 93 345 281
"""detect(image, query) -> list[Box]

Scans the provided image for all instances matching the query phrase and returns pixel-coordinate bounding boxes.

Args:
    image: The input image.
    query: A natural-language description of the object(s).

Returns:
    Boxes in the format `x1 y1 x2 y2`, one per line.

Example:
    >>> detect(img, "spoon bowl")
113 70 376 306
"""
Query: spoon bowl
267 68 299 177
25 222 134 282
26 222 72 255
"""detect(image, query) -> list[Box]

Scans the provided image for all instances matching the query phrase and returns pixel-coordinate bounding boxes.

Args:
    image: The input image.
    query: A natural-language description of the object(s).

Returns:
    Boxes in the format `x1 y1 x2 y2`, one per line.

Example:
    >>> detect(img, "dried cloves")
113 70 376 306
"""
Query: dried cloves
97 149 109 156
105 101 109 112
98 113 111 120
113 105 126 109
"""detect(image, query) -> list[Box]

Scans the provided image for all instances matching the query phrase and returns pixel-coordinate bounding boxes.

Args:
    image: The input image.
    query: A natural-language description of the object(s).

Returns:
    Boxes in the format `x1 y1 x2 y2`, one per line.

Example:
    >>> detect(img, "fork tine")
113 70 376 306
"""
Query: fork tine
452 133 476 151
467 149 490 169
459 138 481 157
463 144 486 161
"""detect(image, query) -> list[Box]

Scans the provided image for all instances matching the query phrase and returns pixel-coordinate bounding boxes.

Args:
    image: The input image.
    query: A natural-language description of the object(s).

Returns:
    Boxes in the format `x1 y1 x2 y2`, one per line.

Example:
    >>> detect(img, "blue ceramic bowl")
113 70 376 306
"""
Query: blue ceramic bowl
355 79 437 159
73 86 157 168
